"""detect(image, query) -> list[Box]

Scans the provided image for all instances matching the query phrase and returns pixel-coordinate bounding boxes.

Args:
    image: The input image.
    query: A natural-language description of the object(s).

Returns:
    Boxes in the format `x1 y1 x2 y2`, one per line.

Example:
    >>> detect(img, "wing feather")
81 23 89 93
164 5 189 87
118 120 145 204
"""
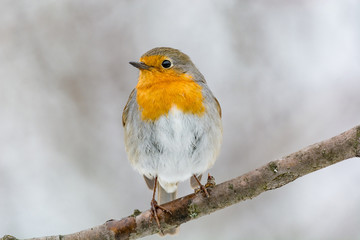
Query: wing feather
122 88 136 127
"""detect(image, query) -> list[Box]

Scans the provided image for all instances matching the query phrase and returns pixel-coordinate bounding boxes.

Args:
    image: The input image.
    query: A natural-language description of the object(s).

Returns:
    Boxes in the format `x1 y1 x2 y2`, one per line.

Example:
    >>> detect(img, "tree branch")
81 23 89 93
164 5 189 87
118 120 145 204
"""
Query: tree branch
3 125 360 240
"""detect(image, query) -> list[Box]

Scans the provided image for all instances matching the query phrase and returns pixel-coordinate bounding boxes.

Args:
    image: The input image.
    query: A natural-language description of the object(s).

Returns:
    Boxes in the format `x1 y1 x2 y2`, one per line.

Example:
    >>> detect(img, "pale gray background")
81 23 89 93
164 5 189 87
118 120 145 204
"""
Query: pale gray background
1 1 360 239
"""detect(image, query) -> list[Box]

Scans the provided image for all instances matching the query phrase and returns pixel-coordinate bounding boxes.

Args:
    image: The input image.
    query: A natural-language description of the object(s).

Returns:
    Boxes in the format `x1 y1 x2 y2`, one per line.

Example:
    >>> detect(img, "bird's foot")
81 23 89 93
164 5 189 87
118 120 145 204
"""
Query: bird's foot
205 173 216 188
193 174 213 198
150 198 172 234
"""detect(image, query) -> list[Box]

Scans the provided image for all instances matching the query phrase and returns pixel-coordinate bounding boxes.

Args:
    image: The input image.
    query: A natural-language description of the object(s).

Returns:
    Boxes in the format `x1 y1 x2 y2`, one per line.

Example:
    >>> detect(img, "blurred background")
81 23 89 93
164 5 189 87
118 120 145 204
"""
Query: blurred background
1 0 360 239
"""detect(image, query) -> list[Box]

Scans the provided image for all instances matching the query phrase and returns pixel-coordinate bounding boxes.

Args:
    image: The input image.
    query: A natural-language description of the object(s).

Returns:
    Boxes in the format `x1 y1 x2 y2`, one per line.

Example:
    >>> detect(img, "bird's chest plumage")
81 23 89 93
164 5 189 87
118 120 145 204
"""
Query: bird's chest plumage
135 71 205 121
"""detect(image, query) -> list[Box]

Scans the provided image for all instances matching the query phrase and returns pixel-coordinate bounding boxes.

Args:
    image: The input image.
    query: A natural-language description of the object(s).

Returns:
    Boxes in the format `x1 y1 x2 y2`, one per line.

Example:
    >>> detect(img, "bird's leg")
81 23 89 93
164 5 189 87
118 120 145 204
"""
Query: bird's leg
193 174 210 198
150 177 172 233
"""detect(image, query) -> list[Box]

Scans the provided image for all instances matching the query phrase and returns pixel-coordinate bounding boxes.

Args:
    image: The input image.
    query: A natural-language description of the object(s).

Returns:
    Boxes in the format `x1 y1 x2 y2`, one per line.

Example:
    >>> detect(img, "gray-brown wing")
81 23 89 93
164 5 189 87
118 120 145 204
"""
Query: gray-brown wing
213 96 222 118
122 88 136 127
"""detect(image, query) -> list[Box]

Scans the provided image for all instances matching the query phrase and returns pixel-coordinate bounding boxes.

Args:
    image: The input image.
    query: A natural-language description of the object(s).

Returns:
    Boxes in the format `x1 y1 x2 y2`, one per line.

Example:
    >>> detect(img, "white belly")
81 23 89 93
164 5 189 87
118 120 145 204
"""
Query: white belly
125 107 222 192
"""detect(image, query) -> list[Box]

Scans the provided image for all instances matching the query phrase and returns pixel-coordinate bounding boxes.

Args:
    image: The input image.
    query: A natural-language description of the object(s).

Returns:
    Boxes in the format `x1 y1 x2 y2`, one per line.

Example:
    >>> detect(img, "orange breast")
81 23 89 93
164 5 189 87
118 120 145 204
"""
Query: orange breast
135 70 205 121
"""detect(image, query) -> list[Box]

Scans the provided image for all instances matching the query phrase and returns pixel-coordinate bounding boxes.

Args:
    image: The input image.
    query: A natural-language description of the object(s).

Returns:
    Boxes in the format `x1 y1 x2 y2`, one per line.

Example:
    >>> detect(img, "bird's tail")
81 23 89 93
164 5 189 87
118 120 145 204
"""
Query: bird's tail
158 184 179 235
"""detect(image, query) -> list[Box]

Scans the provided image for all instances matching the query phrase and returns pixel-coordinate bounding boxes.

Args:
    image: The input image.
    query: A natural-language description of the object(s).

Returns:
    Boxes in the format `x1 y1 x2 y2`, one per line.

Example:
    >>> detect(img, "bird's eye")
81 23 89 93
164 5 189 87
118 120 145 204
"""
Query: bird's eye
161 60 172 68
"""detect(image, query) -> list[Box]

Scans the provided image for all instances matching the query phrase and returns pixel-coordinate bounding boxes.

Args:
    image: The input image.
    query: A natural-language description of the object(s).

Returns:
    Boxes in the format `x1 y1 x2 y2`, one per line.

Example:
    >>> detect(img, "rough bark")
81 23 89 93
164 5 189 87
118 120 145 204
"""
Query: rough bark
2 125 360 240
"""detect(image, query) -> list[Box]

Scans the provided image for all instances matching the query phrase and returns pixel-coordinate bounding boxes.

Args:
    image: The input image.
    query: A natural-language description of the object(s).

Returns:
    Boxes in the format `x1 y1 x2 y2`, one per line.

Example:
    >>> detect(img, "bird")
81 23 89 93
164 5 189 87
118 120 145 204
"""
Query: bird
122 47 222 234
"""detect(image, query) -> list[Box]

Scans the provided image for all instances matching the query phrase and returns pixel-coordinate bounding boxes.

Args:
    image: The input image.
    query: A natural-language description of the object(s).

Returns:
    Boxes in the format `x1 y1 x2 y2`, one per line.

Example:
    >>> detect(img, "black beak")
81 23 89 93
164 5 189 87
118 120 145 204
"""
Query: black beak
129 61 151 70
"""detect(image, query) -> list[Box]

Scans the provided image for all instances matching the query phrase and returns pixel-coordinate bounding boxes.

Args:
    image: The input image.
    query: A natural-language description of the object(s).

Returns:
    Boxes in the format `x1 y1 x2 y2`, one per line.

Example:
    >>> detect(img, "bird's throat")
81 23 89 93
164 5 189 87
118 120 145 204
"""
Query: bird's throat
136 71 205 121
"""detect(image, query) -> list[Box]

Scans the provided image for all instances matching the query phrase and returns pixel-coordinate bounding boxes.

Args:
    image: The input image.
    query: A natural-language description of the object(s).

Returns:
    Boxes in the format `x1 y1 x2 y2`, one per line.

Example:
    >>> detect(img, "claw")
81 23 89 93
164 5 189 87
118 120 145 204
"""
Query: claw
205 173 216 188
193 174 210 198
150 177 172 234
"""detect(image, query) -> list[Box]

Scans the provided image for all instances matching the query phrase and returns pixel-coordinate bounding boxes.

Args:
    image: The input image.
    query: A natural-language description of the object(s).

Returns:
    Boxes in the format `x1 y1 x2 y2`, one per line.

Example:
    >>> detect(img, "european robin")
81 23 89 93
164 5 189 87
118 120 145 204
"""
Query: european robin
122 47 222 234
